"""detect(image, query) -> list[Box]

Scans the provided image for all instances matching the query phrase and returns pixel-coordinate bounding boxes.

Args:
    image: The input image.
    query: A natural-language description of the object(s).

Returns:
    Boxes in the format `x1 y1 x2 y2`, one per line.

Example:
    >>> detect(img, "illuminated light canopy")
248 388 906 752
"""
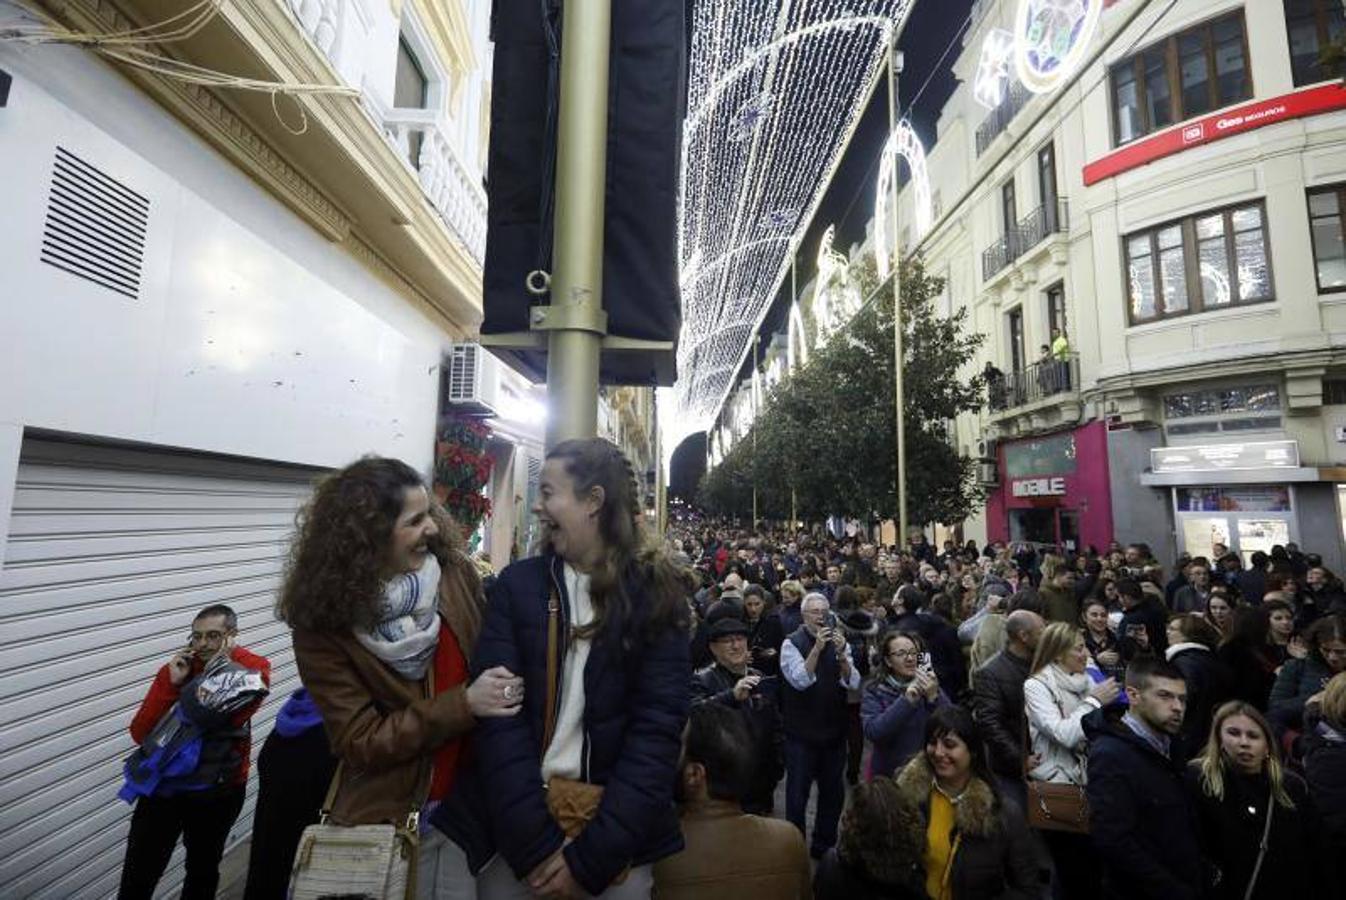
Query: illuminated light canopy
672 0 916 453
974 28 1016 110
873 118 932 280
1014 0 1103 94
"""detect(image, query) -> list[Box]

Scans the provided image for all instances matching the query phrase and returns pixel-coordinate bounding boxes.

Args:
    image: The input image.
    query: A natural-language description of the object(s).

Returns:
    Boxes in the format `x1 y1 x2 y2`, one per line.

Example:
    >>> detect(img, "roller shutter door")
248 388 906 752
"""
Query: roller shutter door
0 437 317 899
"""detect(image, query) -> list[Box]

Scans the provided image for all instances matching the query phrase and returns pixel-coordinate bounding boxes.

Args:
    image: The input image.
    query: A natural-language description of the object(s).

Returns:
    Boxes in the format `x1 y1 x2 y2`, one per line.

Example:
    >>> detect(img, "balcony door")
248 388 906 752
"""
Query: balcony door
1002 179 1018 241
1038 142 1058 230
1007 306 1025 373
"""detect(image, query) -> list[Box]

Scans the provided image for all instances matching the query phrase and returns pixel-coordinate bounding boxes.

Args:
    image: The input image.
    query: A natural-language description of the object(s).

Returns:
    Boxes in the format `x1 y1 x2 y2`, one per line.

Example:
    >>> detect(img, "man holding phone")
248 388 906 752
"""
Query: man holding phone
690 613 784 814
118 604 271 900
779 592 860 859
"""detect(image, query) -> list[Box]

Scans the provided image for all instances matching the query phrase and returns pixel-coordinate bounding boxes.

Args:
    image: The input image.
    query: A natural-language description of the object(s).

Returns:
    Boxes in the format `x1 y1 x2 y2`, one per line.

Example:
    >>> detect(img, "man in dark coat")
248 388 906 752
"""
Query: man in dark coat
970 610 1044 807
1117 578 1168 660
1085 657 1201 900
691 615 784 815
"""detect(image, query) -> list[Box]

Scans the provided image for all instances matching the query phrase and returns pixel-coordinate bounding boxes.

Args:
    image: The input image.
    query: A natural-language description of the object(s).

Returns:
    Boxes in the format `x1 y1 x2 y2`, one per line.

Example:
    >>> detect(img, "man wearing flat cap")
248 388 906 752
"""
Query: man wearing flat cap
690 611 784 815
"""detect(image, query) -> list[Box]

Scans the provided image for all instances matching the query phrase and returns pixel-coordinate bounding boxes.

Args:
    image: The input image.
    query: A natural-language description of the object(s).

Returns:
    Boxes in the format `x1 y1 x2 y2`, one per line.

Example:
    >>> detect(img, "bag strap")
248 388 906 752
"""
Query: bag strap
317 664 436 826
1242 786 1276 900
541 584 561 755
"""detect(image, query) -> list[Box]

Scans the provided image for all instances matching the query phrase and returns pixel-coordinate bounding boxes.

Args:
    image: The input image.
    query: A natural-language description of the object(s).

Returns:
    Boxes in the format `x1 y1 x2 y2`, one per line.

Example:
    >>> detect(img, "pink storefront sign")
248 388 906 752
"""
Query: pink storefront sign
988 421 1114 551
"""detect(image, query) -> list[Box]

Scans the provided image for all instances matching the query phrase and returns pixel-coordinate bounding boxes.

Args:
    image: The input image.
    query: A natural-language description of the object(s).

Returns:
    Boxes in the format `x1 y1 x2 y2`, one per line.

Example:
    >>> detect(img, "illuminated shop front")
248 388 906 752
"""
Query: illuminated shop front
987 421 1114 552
1140 439 1345 567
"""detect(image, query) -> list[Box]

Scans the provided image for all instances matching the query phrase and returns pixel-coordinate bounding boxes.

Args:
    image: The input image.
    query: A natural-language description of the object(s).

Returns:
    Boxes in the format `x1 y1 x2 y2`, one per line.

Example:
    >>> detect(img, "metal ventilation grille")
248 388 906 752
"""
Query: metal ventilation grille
446 343 479 403
40 146 149 299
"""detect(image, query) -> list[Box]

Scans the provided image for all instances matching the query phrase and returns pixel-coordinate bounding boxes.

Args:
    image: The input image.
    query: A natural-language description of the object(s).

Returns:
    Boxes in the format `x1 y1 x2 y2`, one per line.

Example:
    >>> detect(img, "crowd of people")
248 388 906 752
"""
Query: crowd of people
113 446 1346 899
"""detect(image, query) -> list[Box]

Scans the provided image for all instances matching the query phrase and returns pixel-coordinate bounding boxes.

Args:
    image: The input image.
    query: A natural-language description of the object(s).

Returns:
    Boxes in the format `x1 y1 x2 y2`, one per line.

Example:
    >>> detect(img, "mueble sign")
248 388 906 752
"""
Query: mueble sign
1012 477 1067 497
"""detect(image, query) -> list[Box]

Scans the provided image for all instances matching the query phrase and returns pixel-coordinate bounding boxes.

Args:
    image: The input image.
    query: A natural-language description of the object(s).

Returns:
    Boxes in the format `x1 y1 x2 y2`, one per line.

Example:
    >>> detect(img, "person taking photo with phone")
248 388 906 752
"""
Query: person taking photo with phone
780 591 860 859
862 631 950 780
690 604 785 815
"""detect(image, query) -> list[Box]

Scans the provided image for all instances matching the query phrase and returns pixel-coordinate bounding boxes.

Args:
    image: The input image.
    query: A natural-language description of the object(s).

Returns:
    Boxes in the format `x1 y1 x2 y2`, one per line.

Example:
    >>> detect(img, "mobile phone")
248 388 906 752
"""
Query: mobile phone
918 652 932 670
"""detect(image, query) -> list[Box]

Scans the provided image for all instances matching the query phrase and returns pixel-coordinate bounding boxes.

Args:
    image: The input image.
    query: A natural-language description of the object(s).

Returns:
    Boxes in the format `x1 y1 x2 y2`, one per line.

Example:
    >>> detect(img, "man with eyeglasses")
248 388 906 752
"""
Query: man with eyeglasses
118 604 271 900
690 606 784 815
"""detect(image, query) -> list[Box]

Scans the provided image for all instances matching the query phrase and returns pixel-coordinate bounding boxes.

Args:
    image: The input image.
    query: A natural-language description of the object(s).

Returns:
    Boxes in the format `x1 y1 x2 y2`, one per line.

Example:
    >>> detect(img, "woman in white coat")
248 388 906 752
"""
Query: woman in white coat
1024 622 1120 899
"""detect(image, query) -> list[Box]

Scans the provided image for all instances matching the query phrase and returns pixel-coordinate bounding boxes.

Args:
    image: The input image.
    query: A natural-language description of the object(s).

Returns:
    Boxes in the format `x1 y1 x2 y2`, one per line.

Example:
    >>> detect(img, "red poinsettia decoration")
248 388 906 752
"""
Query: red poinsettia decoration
433 416 494 540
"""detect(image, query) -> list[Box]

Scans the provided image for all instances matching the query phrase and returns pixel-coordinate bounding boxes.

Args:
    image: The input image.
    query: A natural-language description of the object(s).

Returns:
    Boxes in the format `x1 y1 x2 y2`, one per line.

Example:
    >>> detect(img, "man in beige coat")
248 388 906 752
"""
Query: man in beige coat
653 703 812 899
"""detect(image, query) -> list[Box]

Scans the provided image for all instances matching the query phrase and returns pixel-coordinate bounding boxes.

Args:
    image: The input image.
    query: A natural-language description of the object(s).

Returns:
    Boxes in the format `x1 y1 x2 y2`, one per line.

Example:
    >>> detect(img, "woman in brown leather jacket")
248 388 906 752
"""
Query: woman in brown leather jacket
278 456 522 898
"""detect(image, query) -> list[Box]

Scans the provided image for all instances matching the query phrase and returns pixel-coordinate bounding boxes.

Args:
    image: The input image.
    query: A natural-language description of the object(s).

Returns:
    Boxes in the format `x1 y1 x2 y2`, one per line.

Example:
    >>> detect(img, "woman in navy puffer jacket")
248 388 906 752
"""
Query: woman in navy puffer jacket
433 438 692 898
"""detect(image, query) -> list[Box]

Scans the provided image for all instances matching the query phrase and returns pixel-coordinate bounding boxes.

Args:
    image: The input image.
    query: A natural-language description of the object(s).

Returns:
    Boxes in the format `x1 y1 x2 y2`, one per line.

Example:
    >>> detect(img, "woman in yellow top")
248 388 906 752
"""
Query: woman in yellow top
895 706 1038 899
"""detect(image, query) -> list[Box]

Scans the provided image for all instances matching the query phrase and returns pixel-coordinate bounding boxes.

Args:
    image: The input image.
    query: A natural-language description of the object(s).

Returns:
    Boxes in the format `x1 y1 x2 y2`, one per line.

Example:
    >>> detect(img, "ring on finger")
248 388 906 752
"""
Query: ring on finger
503 684 516 701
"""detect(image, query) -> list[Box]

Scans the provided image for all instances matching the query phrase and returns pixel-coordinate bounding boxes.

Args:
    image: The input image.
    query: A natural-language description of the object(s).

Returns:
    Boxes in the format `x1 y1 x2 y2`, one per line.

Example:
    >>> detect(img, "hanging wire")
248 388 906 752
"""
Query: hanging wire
1 0 359 134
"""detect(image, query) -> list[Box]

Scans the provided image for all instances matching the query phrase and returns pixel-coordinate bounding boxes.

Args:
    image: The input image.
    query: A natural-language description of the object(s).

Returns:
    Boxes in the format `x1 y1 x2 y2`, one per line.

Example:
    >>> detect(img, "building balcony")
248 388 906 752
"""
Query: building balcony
976 80 1032 157
981 199 1069 282
380 107 488 265
989 353 1080 414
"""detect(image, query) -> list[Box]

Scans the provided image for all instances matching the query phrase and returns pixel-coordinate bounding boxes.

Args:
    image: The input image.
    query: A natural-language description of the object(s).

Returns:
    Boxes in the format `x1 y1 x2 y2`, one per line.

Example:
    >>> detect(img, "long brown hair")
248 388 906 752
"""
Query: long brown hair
276 456 463 632
543 438 691 642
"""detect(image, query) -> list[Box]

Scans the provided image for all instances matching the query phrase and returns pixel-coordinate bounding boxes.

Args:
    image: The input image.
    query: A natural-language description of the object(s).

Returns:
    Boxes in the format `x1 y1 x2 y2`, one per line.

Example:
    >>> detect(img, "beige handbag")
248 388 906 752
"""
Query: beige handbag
289 669 433 900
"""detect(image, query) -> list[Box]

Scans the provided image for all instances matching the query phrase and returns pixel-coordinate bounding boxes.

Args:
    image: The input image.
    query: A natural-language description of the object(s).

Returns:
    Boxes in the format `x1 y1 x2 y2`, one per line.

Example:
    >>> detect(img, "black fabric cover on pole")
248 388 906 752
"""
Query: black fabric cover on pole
482 0 685 385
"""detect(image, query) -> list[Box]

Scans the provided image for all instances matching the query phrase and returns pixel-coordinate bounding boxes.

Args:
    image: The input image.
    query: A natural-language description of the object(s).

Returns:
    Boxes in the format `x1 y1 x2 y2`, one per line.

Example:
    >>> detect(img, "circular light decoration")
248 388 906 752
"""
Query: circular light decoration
1014 0 1102 95
873 119 932 280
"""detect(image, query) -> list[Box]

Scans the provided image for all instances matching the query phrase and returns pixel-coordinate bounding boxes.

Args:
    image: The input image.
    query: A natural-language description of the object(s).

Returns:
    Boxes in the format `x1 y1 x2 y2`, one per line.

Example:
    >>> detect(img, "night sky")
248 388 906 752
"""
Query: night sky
670 1 972 501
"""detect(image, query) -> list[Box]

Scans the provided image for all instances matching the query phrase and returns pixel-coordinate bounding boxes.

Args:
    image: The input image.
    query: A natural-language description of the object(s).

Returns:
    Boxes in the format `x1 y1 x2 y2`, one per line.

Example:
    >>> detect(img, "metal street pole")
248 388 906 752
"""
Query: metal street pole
655 392 667 537
751 332 759 529
543 0 611 448
887 39 909 545
789 253 798 531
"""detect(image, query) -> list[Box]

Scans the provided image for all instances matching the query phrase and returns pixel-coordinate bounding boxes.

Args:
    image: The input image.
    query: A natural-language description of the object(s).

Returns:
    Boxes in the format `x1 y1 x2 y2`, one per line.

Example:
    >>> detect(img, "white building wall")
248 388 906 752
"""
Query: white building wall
0 45 460 489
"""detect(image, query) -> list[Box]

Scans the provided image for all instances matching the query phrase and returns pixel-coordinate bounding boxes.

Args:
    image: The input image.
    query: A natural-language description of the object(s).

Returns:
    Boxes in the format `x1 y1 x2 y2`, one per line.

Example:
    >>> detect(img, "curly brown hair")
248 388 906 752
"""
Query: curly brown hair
836 777 924 888
543 438 692 643
276 456 463 633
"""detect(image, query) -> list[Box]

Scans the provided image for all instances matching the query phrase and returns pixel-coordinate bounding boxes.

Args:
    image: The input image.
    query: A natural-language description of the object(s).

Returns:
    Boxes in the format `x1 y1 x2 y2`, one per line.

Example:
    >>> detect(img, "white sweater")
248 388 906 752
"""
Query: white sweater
1024 664 1100 785
542 563 593 782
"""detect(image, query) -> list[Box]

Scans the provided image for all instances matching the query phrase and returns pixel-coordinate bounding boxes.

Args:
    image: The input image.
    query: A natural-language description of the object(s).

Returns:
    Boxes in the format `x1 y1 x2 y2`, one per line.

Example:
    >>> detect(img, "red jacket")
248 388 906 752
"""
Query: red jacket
129 646 271 785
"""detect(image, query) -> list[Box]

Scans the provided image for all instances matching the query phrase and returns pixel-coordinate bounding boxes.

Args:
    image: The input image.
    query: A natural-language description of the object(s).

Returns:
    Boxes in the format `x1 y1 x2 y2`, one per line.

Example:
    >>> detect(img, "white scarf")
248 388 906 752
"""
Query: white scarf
1047 663 1092 699
356 555 441 679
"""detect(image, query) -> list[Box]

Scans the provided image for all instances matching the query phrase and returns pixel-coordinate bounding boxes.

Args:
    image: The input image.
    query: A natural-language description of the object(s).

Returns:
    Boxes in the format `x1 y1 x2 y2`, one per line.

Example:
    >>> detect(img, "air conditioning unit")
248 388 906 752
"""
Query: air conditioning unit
442 343 501 416
977 437 999 461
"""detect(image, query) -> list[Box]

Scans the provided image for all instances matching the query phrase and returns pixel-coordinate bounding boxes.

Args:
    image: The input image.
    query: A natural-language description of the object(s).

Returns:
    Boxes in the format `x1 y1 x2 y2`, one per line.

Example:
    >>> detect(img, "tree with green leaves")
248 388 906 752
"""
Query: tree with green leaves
699 256 988 529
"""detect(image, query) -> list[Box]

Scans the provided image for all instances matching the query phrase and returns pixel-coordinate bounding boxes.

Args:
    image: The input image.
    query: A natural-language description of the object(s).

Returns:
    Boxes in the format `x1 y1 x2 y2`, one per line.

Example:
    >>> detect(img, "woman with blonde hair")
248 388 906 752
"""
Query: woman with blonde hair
1183 701 1325 899
1023 622 1119 897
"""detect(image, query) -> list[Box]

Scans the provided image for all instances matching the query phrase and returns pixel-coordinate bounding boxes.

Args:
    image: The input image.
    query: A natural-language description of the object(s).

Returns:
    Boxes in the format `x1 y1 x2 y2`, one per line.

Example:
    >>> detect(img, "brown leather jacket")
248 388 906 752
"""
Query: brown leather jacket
652 799 812 899
292 551 484 825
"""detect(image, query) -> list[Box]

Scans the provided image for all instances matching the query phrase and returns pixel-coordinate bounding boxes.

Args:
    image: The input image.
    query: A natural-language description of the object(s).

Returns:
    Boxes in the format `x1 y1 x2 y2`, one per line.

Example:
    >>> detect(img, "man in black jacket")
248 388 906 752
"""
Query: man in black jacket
690 615 784 815
970 609 1044 807
1117 578 1168 660
1085 657 1200 900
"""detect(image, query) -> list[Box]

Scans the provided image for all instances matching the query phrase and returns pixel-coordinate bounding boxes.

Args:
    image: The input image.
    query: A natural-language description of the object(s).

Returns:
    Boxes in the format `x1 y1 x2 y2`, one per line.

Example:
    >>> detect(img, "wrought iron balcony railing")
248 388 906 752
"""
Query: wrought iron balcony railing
987 353 1080 411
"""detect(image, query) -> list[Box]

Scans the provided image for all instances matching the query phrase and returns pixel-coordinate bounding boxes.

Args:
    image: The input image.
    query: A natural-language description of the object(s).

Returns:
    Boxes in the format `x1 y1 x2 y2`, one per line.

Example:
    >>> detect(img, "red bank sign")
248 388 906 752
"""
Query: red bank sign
1083 83 1346 186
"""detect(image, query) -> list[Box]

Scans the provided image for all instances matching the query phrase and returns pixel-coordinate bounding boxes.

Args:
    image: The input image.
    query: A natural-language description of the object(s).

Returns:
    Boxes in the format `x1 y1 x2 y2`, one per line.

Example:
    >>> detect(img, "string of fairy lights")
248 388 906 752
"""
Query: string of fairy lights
672 0 917 449
670 0 1111 466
